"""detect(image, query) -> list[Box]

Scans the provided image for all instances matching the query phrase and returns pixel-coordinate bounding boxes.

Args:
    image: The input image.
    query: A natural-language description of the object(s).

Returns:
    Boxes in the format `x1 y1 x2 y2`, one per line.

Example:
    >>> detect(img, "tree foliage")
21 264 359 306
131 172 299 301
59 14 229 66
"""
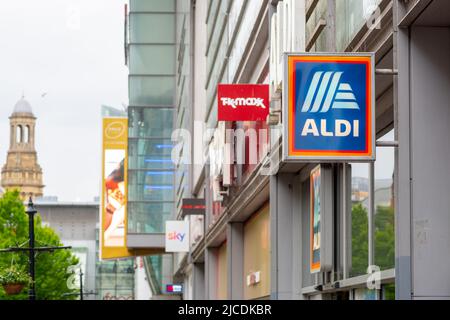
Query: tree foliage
351 203 369 276
351 203 395 277
0 190 79 300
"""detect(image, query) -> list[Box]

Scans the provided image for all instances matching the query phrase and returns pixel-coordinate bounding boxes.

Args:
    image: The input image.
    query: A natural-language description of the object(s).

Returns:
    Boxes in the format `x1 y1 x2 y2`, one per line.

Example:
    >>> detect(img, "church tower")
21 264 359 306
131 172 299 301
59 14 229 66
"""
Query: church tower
1 97 44 199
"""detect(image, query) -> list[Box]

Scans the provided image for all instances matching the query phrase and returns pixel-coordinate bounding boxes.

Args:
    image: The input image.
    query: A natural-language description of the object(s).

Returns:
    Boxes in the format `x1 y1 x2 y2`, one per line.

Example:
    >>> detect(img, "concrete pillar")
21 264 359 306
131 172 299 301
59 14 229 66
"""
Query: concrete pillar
227 223 244 300
270 173 295 299
193 263 205 300
395 6 413 300
205 247 217 300
396 0 450 299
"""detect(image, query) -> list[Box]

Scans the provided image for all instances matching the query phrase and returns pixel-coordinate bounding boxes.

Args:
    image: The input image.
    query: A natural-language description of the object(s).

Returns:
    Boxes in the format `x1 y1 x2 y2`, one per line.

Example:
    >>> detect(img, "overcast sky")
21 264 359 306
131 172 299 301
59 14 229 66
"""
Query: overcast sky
0 0 128 202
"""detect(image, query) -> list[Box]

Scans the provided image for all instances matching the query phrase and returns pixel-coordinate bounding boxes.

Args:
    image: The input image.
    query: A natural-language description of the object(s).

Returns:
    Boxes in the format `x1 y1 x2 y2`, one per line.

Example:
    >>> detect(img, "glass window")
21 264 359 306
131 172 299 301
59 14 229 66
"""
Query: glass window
382 283 395 300
374 131 395 271
353 287 379 300
128 172 174 202
128 170 174 186
206 3 227 76
128 138 174 170
190 214 204 249
306 0 328 52
130 0 175 12
206 0 220 35
128 202 173 233
129 14 175 43
129 108 174 138
301 177 315 288
24 125 29 143
350 163 369 277
129 45 175 75
335 0 382 51
16 125 22 143
143 254 173 294
129 76 175 106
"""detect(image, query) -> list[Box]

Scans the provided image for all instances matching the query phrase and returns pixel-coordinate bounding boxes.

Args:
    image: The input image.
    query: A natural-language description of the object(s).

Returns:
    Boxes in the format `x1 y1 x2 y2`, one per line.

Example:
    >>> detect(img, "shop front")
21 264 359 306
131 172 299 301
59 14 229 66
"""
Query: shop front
243 203 270 300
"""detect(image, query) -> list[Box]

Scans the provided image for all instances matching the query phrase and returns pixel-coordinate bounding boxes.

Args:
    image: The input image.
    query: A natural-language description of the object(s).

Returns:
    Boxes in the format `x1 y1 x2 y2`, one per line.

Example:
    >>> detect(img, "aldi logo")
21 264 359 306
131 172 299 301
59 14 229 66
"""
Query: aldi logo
301 71 360 113
283 54 375 161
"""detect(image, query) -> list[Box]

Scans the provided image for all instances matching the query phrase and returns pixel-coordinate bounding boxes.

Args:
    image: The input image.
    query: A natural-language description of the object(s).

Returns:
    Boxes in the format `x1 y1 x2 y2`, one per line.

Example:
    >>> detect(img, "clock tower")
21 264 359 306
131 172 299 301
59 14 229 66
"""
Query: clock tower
1 97 44 199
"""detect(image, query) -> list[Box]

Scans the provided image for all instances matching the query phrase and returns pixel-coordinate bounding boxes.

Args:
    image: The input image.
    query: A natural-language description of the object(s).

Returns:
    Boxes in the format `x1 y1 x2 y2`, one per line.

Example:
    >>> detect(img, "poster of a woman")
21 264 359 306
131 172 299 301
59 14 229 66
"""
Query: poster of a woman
103 151 126 247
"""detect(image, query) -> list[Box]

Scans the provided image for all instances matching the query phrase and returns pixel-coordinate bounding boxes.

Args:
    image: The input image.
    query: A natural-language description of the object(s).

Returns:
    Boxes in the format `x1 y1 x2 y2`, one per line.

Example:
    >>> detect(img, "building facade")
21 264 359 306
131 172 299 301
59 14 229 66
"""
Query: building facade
125 0 176 296
36 200 141 300
35 201 99 300
123 0 450 300
1 97 44 199
172 0 273 300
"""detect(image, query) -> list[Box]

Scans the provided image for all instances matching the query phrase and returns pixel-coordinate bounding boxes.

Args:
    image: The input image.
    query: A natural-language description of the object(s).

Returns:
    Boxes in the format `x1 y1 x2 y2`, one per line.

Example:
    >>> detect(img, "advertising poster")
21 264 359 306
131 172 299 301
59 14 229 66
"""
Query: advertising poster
101 117 132 259
310 165 321 273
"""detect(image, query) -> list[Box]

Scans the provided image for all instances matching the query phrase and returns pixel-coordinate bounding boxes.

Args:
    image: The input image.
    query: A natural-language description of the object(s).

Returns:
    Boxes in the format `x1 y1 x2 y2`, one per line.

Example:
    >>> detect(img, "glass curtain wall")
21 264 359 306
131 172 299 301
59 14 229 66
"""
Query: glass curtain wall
127 0 176 235
95 226 135 300
127 0 176 296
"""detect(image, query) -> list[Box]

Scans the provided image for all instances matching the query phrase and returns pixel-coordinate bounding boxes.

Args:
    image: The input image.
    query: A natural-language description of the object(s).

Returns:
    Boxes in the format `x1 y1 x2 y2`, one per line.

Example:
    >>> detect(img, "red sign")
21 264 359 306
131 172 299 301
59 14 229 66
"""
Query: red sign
218 84 270 121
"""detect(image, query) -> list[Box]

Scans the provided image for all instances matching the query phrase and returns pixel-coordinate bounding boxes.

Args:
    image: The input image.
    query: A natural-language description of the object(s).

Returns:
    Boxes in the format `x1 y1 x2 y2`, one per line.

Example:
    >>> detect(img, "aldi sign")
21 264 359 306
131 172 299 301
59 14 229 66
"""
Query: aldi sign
283 53 375 162
218 84 269 121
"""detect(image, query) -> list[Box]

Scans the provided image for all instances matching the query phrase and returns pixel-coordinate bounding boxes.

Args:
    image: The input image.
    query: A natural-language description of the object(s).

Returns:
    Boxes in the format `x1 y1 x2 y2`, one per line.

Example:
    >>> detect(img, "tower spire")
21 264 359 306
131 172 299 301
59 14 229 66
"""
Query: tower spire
1 97 44 200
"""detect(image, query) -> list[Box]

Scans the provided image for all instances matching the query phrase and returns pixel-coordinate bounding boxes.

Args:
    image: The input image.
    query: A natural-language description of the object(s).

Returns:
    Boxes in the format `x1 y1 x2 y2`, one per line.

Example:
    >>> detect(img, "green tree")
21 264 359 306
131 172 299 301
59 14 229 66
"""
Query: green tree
374 205 395 270
0 190 79 300
351 203 368 276
351 203 396 275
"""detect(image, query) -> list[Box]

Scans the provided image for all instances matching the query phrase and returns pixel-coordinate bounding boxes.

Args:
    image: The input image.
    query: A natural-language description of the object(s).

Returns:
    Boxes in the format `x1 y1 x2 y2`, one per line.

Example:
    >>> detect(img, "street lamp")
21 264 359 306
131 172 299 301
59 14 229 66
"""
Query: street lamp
25 197 37 300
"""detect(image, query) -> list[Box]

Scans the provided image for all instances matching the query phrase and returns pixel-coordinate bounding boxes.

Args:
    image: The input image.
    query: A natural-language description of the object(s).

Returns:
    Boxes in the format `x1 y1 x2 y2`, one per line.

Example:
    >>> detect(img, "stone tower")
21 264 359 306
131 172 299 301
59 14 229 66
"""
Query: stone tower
1 97 44 199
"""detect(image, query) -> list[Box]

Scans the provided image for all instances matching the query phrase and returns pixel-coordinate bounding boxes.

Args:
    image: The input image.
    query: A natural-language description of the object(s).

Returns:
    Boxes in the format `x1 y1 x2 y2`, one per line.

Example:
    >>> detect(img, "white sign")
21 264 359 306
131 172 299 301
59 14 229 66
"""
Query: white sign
246 271 261 286
165 220 190 252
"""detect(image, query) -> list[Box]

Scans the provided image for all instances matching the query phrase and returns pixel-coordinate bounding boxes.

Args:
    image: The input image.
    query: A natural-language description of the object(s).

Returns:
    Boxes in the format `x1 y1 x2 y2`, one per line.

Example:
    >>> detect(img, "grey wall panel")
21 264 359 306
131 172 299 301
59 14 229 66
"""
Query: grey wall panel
395 8 413 299
227 223 244 300
193 263 205 300
270 173 294 299
410 26 450 298
205 247 218 300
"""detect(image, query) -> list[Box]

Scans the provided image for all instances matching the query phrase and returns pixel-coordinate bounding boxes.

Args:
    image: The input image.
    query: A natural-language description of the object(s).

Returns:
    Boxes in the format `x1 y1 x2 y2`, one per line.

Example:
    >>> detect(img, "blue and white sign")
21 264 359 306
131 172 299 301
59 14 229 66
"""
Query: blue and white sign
165 220 190 252
283 53 375 162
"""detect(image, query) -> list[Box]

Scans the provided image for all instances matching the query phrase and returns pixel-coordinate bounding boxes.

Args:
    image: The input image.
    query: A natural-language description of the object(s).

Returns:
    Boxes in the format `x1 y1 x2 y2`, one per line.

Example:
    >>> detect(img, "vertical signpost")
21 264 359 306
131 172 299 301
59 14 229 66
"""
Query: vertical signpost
283 53 375 275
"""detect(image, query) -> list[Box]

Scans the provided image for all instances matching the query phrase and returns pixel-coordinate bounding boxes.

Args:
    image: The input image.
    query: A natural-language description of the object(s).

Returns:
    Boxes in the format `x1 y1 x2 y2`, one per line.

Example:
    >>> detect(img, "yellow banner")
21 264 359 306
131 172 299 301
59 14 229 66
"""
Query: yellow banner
101 118 132 259
100 118 166 260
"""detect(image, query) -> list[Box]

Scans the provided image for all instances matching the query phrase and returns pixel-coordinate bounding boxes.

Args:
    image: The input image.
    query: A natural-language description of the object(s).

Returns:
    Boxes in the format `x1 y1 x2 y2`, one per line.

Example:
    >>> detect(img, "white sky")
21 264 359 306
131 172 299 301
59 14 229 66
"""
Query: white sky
0 0 128 202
